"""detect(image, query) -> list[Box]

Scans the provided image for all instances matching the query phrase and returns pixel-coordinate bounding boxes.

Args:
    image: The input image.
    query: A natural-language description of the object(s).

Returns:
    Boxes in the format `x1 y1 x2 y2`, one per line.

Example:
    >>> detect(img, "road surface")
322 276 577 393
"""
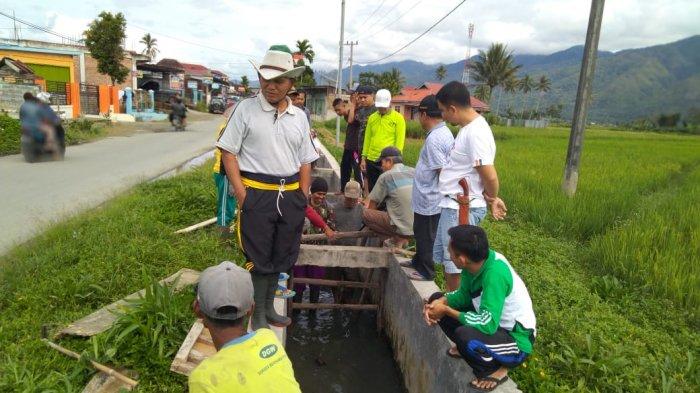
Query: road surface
0 114 223 255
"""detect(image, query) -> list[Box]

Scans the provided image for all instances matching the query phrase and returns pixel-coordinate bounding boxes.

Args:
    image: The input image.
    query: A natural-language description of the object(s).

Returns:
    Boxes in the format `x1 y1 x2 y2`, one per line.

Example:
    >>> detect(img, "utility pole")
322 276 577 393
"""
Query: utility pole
12 10 19 42
335 0 346 145
344 41 358 90
562 0 605 196
461 23 474 85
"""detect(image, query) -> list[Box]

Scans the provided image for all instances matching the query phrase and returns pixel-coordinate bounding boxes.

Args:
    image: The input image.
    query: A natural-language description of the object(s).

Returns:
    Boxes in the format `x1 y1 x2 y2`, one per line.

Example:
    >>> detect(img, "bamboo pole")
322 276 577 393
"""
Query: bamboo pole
42 339 138 388
174 217 217 234
301 230 377 243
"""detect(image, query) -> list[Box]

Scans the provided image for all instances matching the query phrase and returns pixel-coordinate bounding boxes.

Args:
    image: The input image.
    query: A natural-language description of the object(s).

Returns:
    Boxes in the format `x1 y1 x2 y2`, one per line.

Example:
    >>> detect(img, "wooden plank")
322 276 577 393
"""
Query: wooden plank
57 268 200 338
293 277 379 289
173 320 204 364
297 244 392 268
292 303 378 310
301 230 376 243
174 217 217 234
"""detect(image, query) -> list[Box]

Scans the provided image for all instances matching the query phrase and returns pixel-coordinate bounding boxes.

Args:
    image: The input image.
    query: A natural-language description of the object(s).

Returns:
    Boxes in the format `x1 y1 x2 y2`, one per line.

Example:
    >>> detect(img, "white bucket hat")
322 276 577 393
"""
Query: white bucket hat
250 45 306 80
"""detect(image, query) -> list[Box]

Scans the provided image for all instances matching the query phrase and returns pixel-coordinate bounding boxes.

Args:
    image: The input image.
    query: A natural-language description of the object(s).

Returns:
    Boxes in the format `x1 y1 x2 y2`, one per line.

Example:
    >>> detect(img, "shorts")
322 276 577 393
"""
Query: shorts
433 207 487 274
214 172 237 227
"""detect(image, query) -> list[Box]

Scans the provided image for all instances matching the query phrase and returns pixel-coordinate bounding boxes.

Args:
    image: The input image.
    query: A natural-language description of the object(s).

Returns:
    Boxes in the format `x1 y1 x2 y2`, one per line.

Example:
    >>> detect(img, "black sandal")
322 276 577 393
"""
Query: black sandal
469 375 509 392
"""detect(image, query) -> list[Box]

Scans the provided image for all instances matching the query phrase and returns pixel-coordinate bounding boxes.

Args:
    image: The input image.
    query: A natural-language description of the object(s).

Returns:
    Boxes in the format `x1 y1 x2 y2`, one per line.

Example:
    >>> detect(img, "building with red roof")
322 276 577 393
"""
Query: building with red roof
392 82 490 121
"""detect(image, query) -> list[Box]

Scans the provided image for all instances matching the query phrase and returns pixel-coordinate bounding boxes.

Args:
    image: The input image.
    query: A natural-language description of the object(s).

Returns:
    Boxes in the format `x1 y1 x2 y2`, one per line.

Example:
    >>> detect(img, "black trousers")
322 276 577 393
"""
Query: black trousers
411 212 440 279
340 149 362 192
238 187 307 274
428 292 528 378
366 159 383 192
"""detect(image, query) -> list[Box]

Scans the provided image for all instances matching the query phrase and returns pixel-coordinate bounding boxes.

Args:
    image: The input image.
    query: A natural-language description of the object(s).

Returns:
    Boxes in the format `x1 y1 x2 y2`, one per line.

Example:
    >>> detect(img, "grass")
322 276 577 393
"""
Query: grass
315 123 700 391
0 121 698 391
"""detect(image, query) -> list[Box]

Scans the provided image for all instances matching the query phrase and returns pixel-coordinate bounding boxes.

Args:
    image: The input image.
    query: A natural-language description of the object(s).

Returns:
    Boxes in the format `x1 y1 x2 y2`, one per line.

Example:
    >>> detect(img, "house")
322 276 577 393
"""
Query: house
210 70 231 96
303 85 349 121
392 82 490 121
180 62 213 105
0 57 38 84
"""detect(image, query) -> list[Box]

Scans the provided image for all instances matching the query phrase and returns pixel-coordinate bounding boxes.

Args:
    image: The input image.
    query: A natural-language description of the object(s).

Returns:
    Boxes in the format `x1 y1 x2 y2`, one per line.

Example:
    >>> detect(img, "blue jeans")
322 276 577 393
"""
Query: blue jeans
433 207 487 274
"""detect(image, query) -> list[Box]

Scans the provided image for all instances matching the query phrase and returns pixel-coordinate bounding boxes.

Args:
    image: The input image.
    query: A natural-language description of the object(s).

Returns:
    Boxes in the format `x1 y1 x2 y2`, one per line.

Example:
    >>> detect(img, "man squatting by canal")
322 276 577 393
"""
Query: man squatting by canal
217 44 319 331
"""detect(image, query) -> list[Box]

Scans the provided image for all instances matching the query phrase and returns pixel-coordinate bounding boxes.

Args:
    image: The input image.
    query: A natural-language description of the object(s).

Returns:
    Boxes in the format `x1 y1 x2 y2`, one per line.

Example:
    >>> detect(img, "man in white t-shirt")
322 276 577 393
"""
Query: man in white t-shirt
433 81 507 291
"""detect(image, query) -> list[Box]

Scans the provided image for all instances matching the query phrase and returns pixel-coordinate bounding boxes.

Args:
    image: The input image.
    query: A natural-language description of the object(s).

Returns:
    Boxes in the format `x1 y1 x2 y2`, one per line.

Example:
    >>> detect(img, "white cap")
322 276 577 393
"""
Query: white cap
37 92 51 103
375 89 391 108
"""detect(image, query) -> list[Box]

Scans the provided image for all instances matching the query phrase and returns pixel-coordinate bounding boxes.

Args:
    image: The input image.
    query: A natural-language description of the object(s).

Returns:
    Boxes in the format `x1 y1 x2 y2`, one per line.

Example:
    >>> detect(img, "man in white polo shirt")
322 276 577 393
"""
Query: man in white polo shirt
217 45 319 330
434 81 507 291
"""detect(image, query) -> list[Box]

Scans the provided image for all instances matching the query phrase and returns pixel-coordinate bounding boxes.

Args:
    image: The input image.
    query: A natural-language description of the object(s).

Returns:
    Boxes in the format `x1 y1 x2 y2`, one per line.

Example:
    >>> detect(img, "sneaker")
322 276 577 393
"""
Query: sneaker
278 272 290 282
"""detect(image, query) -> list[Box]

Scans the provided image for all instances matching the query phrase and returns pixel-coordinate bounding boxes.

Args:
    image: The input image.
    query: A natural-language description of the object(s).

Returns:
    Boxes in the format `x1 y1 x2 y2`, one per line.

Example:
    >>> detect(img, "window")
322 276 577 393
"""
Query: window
395 105 401 113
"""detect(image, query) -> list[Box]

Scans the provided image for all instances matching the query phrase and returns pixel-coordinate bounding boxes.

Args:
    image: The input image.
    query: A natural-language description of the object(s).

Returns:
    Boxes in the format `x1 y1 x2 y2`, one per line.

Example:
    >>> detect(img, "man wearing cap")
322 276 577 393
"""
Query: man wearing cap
405 95 454 281
362 146 414 248
332 96 363 191
354 85 377 158
190 261 301 392
217 45 319 331
360 89 406 192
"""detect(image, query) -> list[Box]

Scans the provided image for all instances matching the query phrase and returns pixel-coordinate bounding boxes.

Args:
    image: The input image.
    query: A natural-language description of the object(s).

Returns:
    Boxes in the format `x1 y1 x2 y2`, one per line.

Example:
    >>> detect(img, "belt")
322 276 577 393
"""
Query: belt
241 177 299 191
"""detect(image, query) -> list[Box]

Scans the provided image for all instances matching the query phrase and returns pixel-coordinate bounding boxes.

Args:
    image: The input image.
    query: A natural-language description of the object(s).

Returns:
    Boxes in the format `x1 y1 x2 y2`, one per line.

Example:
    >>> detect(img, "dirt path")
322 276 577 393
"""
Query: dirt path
0 112 223 255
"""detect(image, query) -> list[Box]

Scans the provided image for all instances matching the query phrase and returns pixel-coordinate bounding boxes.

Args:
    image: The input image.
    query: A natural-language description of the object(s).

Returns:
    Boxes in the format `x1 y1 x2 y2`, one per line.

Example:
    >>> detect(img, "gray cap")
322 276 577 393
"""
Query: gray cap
197 261 254 320
379 146 402 161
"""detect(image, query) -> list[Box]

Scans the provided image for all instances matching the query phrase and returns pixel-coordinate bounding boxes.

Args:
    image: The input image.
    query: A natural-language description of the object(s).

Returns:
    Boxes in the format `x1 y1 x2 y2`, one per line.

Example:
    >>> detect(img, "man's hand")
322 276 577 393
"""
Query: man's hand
485 195 507 220
324 226 336 241
235 189 247 207
350 93 357 106
360 158 367 173
423 302 439 326
423 297 447 325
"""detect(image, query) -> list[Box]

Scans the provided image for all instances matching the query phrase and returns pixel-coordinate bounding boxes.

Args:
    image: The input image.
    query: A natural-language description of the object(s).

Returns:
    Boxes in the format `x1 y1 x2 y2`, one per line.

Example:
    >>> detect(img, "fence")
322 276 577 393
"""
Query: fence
45 80 70 106
79 83 100 115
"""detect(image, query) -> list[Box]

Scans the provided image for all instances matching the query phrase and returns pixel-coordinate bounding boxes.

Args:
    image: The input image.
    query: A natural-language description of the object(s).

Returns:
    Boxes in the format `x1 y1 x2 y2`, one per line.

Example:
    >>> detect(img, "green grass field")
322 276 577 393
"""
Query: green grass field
0 123 698 392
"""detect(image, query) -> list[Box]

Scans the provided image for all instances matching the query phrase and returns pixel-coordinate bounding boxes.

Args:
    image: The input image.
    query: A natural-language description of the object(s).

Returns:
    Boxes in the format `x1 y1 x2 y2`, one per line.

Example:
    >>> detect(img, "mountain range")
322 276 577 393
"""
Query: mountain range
317 35 700 123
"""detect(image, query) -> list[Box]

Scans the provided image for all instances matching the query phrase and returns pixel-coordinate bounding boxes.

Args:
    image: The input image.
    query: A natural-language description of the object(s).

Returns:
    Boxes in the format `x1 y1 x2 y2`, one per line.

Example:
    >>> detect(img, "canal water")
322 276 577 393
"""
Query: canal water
287 290 406 393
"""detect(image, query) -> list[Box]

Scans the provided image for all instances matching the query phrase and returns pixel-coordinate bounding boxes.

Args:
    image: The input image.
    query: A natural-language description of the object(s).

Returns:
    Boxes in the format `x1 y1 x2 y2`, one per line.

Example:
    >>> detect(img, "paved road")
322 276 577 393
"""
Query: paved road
0 115 222 255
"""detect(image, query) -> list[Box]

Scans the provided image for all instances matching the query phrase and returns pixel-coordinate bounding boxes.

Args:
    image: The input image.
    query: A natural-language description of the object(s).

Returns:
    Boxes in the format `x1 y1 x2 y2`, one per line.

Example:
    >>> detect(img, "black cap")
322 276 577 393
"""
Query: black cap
356 85 376 95
418 95 441 117
310 177 329 193
378 146 402 161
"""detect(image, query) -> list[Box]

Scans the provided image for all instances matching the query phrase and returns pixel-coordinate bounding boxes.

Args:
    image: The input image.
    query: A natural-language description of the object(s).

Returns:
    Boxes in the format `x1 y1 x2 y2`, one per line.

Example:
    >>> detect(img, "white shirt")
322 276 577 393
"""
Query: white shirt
438 116 496 209
216 94 319 177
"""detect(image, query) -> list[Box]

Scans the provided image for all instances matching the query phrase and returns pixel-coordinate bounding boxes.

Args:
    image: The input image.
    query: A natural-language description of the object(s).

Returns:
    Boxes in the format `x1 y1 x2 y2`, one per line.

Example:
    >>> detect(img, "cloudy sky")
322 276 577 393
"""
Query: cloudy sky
1 0 698 81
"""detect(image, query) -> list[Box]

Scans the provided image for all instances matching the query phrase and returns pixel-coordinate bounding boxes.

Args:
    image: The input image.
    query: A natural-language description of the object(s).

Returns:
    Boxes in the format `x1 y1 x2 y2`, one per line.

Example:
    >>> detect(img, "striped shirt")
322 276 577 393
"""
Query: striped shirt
412 122 454 215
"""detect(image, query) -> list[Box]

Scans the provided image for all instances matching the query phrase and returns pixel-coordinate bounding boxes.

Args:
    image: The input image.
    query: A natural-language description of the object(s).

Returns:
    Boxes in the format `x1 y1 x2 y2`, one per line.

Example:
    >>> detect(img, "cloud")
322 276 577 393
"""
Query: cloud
2 0 698 79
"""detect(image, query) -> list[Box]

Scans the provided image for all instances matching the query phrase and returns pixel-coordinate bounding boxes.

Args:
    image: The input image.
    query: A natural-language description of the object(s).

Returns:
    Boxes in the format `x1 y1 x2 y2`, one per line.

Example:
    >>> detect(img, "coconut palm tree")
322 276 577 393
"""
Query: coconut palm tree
535 75 551 119
378 68 406 96
295 39 316 87
435 65 447 81
503 76 519 117
468 42 521 103
474 84 490 102
295 39 315 64
518 74 533 119
139 33 158 61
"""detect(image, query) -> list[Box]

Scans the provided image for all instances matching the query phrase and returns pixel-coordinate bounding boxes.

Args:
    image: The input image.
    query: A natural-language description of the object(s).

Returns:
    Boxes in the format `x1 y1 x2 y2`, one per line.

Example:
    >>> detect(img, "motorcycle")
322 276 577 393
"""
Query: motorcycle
171 115 186 131
21 124 66 163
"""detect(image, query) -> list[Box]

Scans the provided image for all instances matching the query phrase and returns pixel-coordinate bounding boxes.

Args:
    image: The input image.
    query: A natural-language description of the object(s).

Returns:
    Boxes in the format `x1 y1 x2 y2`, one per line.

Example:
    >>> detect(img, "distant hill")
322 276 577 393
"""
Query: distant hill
317 36 700 123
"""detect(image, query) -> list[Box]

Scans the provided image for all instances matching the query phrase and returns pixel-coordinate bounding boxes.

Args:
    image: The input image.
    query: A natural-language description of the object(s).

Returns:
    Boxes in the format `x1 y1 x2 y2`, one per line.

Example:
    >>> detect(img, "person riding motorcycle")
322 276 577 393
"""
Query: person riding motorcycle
19 92 64 161
170 96 187 129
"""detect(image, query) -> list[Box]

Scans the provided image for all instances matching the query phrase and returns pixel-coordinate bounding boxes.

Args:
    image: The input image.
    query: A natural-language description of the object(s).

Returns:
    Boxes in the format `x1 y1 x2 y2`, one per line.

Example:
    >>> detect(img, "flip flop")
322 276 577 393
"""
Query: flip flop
398 260 413 267
275 285 296 299
278 272 290 282
469 375 509 392
446 347 461 358
407 270 431 281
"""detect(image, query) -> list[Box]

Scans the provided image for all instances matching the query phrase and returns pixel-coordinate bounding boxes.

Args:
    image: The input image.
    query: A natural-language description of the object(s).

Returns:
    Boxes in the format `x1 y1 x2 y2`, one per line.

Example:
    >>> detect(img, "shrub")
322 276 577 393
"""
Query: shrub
0 114 21 155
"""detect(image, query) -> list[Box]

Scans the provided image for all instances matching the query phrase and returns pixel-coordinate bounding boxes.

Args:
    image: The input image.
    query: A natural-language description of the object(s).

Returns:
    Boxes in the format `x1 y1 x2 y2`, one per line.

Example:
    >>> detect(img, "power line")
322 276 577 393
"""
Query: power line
357 0 424 40
361 0 406 35
356 0 467 64
129 24 259 58
354 0 387 31
0 11 81 44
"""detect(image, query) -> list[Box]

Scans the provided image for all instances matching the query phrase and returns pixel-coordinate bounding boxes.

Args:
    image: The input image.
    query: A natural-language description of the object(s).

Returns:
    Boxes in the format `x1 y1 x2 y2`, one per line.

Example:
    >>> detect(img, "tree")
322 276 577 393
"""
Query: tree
359 71 379 86
377 68 405 96
435 65 447 81
534 75 551 119
84 12 129 85
503 76 519 116
295 39 316 87
518 75 533 119
240 75 250 93
468 43 521 103
473 84 490 102
139 33 158 61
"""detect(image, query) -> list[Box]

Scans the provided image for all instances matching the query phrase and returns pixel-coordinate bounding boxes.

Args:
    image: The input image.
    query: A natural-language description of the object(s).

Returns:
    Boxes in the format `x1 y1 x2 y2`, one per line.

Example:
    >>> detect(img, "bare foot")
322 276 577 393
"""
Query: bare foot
470 367 508 391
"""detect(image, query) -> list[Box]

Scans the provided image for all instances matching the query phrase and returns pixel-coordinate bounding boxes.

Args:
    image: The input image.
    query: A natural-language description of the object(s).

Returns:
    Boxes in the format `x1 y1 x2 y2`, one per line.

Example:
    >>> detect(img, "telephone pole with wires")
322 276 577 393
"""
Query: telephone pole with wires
335 0 346 144
344 41 358 90
461 23 474 86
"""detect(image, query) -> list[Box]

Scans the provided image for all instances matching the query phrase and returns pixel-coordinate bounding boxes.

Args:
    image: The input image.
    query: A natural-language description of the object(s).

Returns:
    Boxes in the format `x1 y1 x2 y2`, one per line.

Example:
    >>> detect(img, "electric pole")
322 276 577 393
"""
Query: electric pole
562 0 605 196
461 23 474 85
335 0 346 145
345 41 358 90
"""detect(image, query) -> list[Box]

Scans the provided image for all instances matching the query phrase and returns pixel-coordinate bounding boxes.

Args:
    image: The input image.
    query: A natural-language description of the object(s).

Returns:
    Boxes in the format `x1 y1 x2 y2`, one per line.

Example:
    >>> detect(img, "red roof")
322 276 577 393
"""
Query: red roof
179 62 211 77
392 82 489 111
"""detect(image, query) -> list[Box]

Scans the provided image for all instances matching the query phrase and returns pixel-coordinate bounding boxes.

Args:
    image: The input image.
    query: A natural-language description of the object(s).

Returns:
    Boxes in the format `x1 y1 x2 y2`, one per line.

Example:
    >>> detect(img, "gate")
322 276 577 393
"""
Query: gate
79 83 99 115
45 80 69 105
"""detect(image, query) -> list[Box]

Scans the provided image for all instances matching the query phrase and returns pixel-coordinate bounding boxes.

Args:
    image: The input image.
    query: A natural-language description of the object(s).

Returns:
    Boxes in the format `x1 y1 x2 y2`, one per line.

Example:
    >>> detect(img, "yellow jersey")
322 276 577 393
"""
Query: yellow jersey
213 123 226 173
188 328 301 393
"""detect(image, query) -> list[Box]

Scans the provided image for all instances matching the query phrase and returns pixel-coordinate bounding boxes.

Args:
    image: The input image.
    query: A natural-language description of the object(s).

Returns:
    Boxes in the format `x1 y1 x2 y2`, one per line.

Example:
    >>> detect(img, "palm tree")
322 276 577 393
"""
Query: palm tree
139 33 158 61
474 84 490 102
503 76 519 117
378 68 405 96
240 75 250 93
435 65 447 81
518 75 533 119
295 39 315 64
468 43 521 103
534 75 551 119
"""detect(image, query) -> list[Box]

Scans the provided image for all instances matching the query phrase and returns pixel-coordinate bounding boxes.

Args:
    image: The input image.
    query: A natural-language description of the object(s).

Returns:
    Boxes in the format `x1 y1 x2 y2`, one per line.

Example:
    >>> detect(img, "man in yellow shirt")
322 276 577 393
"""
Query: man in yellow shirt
360 89 406 191
190 261 301 392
